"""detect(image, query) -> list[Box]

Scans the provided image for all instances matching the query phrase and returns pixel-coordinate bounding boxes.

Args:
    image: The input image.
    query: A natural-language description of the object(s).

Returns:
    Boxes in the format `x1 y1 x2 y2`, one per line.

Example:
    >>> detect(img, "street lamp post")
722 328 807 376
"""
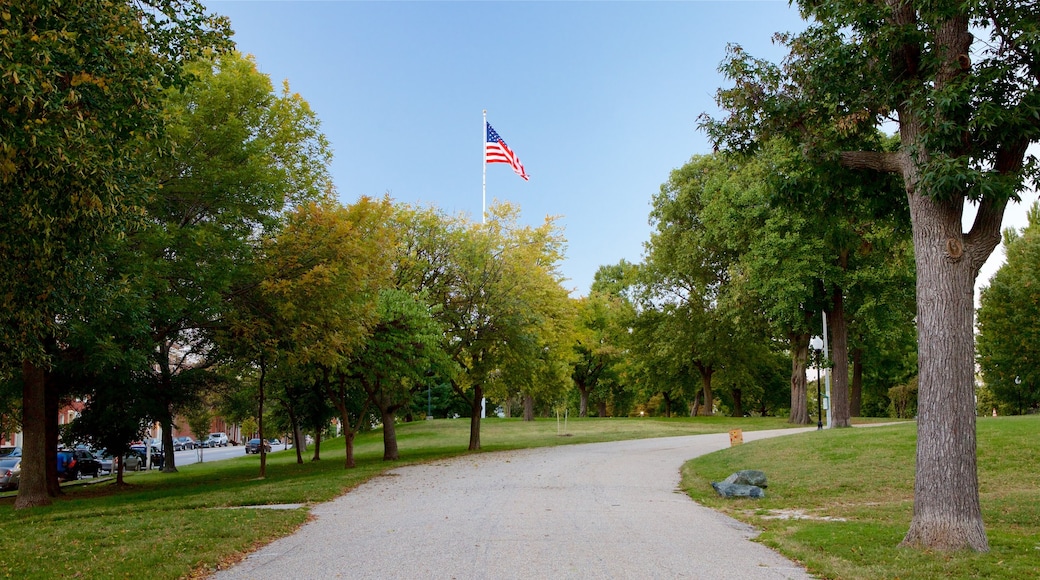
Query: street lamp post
810 336 824 430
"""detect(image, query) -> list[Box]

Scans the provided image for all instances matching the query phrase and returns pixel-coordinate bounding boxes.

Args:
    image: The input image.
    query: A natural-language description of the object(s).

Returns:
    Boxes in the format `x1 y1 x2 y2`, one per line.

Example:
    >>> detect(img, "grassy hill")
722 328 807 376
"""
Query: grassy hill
682 415 1040 580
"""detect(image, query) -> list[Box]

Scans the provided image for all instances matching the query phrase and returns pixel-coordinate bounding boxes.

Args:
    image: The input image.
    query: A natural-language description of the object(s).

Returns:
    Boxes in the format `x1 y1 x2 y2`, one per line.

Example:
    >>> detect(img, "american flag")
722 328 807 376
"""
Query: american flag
485 122 529 181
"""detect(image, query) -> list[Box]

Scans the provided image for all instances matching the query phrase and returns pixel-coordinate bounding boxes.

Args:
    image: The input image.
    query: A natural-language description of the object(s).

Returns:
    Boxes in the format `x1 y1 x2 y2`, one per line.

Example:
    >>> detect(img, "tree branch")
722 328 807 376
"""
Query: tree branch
838 150 905 174
965 194 1007 275
964 138 1029 274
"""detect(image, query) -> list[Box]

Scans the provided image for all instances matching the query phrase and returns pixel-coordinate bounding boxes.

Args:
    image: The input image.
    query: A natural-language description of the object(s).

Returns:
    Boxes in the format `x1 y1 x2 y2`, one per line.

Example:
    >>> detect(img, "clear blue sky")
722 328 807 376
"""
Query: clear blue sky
208 1 1035 298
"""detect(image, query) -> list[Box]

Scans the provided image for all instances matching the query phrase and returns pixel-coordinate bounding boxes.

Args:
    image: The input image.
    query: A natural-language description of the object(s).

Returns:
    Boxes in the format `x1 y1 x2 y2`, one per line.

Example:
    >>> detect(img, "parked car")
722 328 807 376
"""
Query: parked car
97 450 144 474
72 448 102 478
207 432 229 447
244 438 271 454
268 438 282 447
0 446 20 458
124 452 144 471
97 451 113 473
172 436 196 451
124 449 149 470
0 458 20 491
130 444 164 469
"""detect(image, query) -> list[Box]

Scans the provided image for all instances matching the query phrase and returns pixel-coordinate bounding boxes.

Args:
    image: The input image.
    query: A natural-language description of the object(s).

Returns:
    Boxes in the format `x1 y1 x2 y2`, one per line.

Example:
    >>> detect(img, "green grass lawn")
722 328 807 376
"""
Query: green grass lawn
4 415 1029 580
0 416 794 579
681 415 1040 580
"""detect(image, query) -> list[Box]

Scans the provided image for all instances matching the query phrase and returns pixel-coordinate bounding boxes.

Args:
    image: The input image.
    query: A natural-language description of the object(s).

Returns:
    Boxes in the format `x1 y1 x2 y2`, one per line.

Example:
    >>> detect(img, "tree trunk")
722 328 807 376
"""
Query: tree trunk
696 365 714 416
522 393 534 422
789 333 811 424
44 372 60 497
285 401 304 464
731 388 743 417
344 430 356 468
257 361 266 479
381 408 399 461
901 190 988 552
850 347 863 417
327 370 369 468
293 422 305 464
597 401 607 417
15 360 51 509
467 385 482 450
829 285 852 427
160 414 177 473
690 389 701 417
577 383 589 418
312 429 322 462
158 343 178 472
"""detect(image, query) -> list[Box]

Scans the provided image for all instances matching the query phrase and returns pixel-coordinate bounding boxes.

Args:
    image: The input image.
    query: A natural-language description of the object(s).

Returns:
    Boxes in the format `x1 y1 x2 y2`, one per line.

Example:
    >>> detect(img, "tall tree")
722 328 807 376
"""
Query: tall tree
494 271 577 423
587 262 641 417
352 289 455 461
262 198 393 469
640 155 779 417
140 52 331 472
704 1 1040 551
977 202 1040 414
686 145 827 424
627 307 699 417
570 292 628 417
1 0 230 509
694 132 907 428
425 204 569 450
383 204 477 424
271 365 321 464
56 276 164 483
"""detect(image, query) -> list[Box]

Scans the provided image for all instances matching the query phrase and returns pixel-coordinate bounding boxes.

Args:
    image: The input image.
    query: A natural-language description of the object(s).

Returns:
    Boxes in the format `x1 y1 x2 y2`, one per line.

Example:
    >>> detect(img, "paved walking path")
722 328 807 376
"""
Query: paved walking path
212 428 816 580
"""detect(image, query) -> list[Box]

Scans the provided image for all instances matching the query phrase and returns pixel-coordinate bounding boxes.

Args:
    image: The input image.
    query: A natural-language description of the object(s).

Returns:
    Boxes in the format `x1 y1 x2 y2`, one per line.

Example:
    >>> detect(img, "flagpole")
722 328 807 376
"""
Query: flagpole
480 110 487 419
482 109 488 225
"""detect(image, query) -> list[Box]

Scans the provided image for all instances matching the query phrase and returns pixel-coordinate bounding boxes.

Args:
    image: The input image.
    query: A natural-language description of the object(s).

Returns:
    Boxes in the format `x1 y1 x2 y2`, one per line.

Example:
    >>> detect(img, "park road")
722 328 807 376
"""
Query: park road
211 427 816 580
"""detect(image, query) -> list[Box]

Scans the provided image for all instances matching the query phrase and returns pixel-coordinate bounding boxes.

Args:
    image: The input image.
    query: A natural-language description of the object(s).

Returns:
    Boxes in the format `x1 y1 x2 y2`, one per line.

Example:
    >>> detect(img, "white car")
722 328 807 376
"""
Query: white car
207 432 229 447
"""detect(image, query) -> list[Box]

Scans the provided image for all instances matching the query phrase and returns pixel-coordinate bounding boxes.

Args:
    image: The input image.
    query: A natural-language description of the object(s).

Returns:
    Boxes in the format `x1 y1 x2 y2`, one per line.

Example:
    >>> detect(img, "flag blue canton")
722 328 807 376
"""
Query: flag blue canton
487 125 503 143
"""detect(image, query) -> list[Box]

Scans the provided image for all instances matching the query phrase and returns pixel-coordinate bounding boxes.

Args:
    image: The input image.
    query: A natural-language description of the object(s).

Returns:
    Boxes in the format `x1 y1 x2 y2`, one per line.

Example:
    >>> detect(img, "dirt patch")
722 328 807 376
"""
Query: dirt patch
759 508 847 522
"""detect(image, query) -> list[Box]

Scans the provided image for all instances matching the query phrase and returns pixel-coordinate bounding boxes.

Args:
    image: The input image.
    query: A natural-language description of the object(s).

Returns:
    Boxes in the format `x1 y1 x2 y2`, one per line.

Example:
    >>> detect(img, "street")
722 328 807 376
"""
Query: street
156 442 294 468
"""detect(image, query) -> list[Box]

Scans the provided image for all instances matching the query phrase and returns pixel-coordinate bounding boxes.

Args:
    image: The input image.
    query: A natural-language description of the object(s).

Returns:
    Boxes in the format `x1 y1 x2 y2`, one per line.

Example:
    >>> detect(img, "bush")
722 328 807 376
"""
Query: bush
888 376 917 418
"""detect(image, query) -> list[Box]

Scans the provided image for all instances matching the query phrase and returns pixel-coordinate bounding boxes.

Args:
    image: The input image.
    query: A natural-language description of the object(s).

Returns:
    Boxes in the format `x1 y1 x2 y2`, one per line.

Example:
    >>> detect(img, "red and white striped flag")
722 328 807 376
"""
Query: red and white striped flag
485 122 529 181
